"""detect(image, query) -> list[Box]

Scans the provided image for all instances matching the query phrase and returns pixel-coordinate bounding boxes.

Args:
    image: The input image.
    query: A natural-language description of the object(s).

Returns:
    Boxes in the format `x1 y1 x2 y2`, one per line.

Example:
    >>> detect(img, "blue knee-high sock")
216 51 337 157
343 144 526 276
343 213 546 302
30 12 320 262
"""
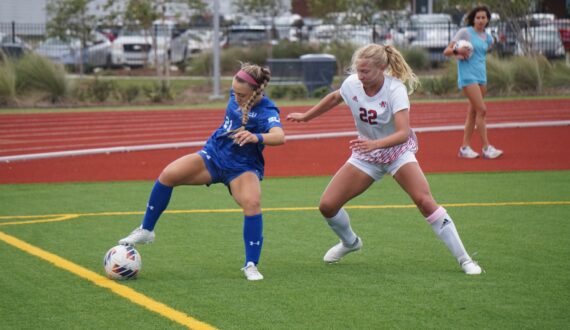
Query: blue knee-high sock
141 180 173 231
243 213 263 266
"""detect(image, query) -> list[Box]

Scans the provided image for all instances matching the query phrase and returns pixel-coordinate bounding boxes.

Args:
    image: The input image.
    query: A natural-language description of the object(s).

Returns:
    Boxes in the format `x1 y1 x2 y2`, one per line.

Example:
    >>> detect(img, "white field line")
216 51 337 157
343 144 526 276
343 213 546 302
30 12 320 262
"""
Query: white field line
1 120 569 163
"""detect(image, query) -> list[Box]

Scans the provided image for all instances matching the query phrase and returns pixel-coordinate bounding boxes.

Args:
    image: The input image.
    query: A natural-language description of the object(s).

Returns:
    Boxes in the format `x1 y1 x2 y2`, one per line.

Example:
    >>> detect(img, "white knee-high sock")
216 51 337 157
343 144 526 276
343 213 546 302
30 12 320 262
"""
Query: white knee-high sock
326 208 358 246
426 206 470 264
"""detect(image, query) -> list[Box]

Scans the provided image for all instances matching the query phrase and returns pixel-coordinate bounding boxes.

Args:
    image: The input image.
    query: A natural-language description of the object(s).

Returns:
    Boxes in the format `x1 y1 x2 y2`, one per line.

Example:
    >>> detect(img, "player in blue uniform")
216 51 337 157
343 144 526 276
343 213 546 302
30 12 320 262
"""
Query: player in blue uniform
119 63 285 281
444 5 503 159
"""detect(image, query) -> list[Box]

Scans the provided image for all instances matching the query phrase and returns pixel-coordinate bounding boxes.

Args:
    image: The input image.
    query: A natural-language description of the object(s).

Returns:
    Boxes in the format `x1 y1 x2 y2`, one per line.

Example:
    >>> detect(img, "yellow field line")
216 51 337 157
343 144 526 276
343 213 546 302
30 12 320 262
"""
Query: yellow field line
0 230 217 330
1 200 568 328
0 201 568 226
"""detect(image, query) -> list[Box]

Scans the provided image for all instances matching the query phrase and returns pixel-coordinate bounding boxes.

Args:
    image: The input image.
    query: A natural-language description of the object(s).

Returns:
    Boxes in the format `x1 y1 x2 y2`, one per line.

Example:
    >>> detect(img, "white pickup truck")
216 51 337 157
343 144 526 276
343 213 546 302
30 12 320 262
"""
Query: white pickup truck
111 24 188 67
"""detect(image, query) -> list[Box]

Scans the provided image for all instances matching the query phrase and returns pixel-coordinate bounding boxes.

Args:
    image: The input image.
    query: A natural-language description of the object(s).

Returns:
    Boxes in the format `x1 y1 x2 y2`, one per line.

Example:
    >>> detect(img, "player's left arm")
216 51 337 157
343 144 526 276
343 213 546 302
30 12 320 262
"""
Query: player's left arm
258 126 285 146
232 125 285 146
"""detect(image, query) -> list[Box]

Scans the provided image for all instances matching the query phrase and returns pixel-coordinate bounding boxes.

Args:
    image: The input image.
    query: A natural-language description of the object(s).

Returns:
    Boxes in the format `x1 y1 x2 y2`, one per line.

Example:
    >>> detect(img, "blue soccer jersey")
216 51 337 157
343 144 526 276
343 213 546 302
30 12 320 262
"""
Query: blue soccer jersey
201 90 282 181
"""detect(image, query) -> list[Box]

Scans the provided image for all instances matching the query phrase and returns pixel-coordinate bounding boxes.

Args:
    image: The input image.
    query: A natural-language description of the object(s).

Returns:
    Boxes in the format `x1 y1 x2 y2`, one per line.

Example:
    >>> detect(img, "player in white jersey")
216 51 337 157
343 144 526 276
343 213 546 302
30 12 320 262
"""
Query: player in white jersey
287 44 482 275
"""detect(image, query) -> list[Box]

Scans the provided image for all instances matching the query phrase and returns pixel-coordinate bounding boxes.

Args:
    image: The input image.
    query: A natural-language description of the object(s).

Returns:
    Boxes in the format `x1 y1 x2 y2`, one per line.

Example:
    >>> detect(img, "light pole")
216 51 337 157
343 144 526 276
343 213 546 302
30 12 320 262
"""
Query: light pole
210 0 223 100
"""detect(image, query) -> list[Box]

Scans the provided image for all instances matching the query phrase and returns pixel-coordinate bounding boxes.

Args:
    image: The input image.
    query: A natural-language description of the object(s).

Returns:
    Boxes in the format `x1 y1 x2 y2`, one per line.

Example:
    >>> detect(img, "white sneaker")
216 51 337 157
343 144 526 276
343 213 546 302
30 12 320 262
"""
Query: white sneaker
118 227 155 246
241 261 264 281
323 237 363 263
458 146 479 159
482 145 503 159
461 259 483 275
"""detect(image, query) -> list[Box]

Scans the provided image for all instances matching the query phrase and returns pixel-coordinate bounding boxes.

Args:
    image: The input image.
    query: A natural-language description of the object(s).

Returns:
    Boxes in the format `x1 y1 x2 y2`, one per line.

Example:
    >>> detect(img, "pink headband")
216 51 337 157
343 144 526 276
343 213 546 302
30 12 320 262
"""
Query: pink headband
235 70 259 87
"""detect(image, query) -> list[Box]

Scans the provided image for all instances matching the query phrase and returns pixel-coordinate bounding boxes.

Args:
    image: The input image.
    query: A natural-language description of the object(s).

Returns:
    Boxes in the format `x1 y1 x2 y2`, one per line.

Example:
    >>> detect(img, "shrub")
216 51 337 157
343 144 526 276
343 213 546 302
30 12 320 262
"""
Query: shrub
143 82 174 103
487 56 513 95
115 84 141 103
86 77 115 102
272 41 320 59
221 47 268 74
0 60 17 105
402 47 430 71
311 86 330 99
322 41 357 75
267 84 307 100
510 55 551 93
418 62 456 96
267 85 288 99
186 52 213 76
288 84 308 99
188 47 270 76
14 53 69 103
544 61 570 89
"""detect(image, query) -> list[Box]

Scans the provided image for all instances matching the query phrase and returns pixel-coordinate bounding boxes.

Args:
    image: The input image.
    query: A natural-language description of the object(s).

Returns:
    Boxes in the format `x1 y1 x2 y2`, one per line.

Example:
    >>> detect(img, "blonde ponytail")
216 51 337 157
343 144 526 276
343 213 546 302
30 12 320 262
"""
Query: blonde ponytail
351 44 420 94
384 45 420 94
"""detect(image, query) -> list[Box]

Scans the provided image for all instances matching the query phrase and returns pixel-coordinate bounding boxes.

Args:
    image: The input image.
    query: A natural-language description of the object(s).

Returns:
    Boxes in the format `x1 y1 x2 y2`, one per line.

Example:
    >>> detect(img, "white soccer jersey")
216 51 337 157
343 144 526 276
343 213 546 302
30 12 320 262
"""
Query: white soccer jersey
339 74 417 164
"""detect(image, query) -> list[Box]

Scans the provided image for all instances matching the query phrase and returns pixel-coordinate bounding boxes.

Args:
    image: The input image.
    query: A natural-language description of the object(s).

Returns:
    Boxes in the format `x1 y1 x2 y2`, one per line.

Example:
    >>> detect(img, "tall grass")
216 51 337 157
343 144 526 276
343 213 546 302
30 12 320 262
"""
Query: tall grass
418 61 457 96
14 53 69 103
487 55 513 94
510 55 551 93
545 61 570 89
0 58 18 105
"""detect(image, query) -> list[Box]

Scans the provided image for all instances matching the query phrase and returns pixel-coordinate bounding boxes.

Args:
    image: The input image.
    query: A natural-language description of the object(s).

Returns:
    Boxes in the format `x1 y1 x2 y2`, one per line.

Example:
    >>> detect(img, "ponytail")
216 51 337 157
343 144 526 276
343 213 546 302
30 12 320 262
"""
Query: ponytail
384 45 420 94
351 44 420 94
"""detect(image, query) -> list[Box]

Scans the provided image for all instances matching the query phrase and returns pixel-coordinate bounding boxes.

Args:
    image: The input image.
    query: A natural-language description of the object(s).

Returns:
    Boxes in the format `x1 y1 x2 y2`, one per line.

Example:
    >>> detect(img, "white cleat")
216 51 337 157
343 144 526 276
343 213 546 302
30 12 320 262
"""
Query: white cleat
118 227 155 246
482 145 503 159
241 261 264 281
323 237 363 263
461 259 483 275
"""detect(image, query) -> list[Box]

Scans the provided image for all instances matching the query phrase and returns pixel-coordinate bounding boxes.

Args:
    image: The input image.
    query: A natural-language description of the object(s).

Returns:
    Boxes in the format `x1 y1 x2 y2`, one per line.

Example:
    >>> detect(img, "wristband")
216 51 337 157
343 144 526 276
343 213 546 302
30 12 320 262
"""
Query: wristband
255 133 264 144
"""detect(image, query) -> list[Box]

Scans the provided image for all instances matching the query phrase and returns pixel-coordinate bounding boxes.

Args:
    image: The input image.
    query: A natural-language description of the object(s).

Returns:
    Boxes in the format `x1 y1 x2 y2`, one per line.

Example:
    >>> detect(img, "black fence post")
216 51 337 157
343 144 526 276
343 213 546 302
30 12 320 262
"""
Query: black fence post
11 21 16 42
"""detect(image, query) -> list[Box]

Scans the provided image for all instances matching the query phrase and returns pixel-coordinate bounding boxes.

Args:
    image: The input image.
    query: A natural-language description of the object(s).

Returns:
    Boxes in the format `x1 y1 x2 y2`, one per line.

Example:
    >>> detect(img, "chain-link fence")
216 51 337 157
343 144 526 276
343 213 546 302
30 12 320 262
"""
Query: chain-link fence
1 18 568 74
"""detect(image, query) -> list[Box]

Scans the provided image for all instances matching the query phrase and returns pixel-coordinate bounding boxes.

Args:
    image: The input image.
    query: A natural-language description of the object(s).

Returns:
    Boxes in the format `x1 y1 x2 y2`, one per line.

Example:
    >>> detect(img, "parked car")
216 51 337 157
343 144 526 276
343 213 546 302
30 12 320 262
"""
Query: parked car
408 13 455 42
181 29 226 58
111 23 188 67
225 25 273 47
553 19 570 51
35 32 111 71
515 26 565 59
410 26 457 64
0 33 31 59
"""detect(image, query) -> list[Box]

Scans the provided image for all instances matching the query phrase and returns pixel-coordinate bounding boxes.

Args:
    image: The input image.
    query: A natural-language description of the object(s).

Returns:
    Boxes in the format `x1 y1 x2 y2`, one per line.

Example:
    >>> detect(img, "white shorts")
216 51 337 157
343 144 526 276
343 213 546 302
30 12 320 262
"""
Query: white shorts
347 150 418 181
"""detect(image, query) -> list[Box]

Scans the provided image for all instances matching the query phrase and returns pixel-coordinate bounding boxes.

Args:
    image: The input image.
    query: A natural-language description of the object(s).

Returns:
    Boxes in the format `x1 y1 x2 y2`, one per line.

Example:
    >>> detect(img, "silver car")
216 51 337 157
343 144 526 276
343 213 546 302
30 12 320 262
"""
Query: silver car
35 32 111 71
515 26 565 59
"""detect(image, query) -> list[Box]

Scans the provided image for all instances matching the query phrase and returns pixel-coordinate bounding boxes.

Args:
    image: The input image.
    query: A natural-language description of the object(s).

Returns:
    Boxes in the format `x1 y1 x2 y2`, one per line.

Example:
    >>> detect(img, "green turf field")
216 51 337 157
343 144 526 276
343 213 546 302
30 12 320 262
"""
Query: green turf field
1 171 569 329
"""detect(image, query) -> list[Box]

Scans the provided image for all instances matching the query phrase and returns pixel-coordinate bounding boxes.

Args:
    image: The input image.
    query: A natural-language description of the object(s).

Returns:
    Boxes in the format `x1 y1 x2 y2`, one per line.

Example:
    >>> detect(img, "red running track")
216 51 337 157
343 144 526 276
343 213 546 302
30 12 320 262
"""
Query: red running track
1 99 570 157
0 99 569 183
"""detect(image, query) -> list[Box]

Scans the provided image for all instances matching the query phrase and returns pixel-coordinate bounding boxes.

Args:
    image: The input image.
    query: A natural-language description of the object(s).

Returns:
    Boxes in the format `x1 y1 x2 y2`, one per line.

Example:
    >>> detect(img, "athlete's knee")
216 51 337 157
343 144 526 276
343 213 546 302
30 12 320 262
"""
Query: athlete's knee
241 197 261 214
413 194 437 217
319 200 340 219
158 167 181 186
475 105 487 116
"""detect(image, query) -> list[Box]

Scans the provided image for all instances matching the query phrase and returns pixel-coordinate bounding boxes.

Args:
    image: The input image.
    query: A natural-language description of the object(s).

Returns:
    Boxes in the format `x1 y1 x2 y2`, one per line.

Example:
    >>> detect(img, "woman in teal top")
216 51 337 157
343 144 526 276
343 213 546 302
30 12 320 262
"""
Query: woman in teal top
444 5 503 159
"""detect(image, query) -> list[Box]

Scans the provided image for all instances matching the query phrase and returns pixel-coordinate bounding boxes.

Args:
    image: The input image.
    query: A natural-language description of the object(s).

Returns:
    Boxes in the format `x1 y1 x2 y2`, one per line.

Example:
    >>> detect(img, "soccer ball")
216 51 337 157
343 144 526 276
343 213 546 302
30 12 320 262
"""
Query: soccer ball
453 40 473 60
103 245 142 280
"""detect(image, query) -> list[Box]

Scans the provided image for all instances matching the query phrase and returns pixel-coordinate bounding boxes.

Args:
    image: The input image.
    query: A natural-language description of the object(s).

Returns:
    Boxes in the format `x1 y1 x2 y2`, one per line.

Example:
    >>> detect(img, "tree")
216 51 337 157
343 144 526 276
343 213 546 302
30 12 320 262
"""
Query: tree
45 0 98 75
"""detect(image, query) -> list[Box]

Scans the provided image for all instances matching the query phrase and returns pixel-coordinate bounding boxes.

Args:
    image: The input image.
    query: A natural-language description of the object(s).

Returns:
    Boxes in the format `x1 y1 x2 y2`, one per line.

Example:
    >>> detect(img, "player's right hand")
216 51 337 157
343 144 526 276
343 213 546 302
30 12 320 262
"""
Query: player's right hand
286 113 307 122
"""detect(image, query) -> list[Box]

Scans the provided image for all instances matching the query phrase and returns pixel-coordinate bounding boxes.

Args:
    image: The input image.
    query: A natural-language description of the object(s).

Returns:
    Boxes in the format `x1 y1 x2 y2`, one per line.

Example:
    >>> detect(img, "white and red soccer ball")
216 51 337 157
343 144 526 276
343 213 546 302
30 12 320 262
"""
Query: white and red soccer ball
103 245 142 280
